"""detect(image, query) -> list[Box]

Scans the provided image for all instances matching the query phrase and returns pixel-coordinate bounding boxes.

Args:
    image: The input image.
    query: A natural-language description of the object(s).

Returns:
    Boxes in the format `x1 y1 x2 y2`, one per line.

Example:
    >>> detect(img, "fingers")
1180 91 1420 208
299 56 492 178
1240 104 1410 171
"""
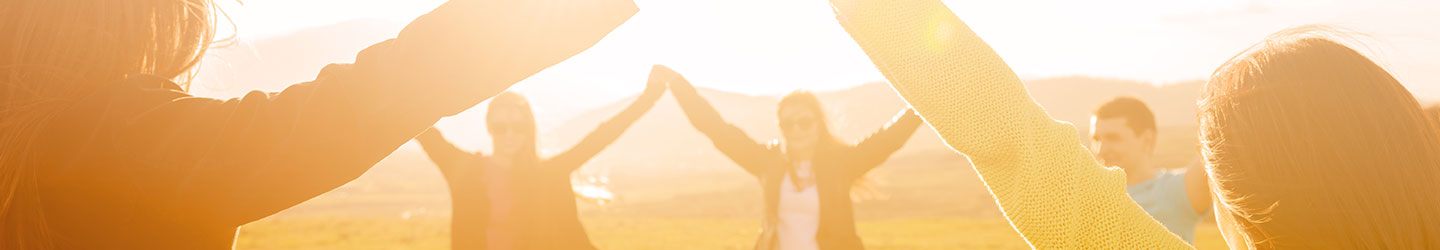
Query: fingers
647 65 668 82
648 64 674 81
653 65 691 86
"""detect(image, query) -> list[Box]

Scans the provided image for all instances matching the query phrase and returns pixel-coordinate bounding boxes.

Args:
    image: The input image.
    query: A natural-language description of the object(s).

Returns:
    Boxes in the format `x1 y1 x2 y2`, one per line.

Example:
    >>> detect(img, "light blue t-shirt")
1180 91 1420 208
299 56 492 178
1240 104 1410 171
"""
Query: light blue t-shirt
1127 170 1204 243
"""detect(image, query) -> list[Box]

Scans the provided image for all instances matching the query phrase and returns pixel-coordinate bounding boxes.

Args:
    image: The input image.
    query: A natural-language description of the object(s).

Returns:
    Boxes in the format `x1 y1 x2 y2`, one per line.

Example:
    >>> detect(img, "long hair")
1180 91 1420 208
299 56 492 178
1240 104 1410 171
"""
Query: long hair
486 91 542 167
778 91 880 200
778 91 844 151
1200 26 1440 249
1 1 223 248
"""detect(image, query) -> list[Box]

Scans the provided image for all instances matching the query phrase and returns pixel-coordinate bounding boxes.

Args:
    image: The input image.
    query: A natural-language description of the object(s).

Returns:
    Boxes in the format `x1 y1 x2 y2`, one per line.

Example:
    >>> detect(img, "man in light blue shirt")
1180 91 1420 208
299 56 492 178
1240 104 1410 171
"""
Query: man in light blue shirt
1090 96 1211 243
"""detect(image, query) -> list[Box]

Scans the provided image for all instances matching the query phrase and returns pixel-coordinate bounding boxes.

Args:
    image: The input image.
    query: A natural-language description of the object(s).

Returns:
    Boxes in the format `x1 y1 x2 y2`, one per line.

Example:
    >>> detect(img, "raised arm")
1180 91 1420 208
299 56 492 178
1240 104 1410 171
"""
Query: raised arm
840 109 923 178
829 0 1190 248
414 127 472 178
662 66 783 176
115 0 639 227
544 65 668 172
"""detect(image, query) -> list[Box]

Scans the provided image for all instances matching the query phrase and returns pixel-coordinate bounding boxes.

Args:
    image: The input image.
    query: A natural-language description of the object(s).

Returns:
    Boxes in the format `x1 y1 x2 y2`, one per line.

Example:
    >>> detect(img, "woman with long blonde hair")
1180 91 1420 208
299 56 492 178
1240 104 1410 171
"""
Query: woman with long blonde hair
0 0 637 248
830 0 1440 248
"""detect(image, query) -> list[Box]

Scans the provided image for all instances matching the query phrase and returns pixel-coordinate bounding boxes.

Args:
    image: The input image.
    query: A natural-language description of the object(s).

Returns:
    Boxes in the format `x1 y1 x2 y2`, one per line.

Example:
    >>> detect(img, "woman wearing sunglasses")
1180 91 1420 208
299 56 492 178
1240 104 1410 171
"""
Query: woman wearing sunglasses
413 65 667 250
657 65 922 250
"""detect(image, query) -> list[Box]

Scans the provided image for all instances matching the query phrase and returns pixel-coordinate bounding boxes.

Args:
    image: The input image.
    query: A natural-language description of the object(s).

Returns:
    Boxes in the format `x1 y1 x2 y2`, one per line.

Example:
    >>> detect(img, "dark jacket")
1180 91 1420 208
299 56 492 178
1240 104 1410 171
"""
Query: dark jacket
17 0 636 248
669 79 924 250
410 143 597 250
413 82 661 250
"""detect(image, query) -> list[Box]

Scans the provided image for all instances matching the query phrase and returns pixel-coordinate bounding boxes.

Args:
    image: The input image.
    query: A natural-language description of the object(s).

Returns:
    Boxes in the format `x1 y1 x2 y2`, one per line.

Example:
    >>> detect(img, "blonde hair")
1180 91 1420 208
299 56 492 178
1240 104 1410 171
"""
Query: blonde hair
1201 26 1440 248
1 0 223 247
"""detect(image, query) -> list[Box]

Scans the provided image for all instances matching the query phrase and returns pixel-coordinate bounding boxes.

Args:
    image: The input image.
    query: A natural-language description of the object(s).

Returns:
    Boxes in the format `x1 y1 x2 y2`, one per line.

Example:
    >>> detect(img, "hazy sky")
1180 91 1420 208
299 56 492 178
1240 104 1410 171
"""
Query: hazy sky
209 0 1440 101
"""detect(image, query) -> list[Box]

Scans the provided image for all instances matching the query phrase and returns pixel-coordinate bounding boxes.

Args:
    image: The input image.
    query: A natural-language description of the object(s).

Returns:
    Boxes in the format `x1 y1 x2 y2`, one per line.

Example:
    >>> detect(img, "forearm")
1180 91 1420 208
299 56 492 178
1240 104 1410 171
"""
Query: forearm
670 83 737 137
547 91 662 169
350 0 638 119
142 0 638 224
846 109 924 171
414 128 468 170
596 91 663 137
831 0 1046 160
668 78 776 175
831 0 1190 248
414 127 448 146
861 109 924 153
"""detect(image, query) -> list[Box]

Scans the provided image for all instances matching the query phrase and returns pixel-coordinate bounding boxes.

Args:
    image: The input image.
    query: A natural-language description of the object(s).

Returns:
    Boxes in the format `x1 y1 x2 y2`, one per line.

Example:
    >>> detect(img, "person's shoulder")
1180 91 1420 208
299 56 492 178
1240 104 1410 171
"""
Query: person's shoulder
113 74 190 99
1157 169 1190 191
63 75 196 129
1158 168 1187 180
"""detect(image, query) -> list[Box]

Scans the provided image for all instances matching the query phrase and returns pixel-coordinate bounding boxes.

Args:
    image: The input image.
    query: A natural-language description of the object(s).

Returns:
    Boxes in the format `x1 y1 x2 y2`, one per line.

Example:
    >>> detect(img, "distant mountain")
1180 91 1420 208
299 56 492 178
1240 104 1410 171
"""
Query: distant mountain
190 19 405 98
361 78 1210 219
535 77 1206 183
198 20 1212 220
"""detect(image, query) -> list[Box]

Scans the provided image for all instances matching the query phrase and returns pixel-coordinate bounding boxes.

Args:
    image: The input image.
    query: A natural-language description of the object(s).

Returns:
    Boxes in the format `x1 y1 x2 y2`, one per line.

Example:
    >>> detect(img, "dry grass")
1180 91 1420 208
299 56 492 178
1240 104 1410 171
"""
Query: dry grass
237 215 1227 249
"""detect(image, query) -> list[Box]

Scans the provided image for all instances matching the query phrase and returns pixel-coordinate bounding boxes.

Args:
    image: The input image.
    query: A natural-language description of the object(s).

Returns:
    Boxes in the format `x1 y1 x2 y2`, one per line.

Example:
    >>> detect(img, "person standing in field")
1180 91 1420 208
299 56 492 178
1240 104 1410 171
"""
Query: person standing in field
658 65 924 250
0 0 638 249
829 0 1440 248
1089 97 1211 243
413 65 666 250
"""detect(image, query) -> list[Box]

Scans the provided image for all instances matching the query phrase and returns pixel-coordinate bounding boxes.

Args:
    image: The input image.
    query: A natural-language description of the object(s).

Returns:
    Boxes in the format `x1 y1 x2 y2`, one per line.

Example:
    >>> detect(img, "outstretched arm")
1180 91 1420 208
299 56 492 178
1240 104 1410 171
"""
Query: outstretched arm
545 65 668 172
841 109 923 178
829 0 1190 248
662 66 783 176
115 0 640 227
414 127 472 178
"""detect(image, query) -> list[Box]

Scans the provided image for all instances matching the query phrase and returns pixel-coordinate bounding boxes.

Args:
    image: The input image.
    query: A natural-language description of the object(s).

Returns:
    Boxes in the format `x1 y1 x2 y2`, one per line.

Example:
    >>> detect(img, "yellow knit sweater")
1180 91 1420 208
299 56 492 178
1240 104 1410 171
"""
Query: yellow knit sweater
829 0 1193 248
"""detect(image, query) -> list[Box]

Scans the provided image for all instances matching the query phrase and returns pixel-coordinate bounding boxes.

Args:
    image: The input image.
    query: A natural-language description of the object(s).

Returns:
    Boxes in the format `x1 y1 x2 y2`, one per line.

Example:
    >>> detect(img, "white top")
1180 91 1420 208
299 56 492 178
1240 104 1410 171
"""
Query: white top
776 162 821 250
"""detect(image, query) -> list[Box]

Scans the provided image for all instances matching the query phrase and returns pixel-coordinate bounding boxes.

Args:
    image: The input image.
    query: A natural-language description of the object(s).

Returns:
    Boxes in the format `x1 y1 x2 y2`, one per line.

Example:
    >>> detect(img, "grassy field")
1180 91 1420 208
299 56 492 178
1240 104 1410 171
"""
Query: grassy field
232 127 1220 249
236 215 1227 249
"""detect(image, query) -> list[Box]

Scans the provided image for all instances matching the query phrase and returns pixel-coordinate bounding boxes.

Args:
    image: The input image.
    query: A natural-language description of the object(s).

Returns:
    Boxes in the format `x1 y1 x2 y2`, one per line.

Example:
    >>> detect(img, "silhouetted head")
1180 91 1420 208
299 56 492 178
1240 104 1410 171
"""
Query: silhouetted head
2 0 219 91
2 1 221 248
1089 96 1157 173
778 91 840 155
486 91 538 160
1201 26 1440 249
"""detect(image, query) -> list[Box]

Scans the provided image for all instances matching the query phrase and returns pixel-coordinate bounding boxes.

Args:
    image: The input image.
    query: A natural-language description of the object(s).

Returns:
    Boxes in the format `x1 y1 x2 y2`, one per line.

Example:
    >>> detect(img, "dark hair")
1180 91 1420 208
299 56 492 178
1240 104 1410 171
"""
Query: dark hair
778 91 842 149
486 91 540 165
1092 96 1157 136
778 91 886 200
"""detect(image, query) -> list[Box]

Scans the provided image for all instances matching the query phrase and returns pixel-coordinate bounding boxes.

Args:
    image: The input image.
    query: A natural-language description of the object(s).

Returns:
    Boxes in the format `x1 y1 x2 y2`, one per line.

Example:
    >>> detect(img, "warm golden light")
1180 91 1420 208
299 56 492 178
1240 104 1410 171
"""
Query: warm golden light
5 0 1438 249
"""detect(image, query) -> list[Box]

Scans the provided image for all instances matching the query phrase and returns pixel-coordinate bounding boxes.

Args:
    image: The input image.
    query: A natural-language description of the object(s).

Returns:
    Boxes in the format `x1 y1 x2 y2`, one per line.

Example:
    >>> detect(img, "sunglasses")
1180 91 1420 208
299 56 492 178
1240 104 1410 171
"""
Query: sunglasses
780 117 817 131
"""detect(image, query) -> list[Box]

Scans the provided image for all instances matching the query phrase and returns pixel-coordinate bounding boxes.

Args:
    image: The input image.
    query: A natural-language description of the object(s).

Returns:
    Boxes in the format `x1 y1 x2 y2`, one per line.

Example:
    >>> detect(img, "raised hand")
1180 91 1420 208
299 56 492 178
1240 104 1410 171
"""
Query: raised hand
644 64 670 97
654 65 696 94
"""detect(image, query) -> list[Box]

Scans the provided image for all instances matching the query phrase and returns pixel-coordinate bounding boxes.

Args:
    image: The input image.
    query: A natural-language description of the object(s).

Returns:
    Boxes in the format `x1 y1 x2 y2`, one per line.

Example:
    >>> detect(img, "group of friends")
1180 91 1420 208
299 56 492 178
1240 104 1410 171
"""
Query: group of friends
3 0 1439 249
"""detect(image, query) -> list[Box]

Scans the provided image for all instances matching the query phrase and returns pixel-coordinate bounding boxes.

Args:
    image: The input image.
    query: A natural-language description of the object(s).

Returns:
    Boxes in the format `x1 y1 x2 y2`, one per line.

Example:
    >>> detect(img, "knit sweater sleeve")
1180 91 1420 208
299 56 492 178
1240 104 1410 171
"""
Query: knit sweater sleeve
828 0 1192 248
